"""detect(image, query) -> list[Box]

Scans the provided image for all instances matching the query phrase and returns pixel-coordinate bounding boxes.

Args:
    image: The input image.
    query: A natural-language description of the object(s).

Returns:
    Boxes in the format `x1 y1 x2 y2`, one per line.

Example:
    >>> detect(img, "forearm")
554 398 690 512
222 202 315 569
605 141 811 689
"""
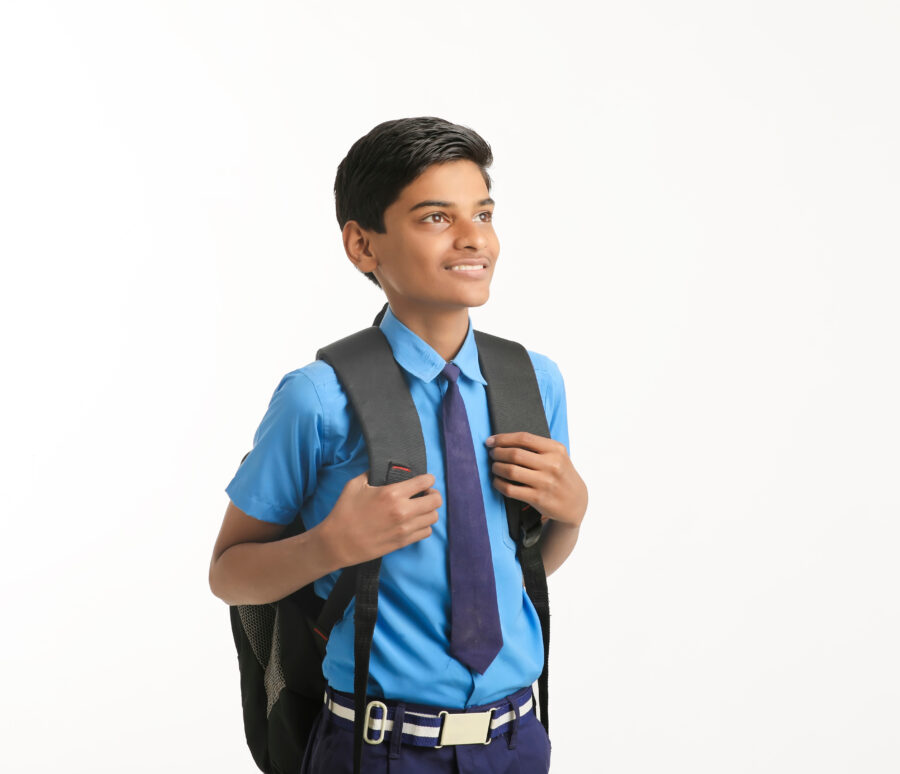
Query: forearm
539 519 581 576
210 524 341 606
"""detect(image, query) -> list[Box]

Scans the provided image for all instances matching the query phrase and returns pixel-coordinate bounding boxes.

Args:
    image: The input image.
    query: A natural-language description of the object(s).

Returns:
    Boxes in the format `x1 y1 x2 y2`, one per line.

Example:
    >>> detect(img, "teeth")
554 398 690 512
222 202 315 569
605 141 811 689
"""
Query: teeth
449 265 485 271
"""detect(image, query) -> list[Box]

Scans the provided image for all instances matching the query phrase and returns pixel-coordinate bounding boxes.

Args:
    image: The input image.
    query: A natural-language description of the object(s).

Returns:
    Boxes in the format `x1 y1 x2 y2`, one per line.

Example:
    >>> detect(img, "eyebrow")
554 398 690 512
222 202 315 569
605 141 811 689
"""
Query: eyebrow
408 197 495 213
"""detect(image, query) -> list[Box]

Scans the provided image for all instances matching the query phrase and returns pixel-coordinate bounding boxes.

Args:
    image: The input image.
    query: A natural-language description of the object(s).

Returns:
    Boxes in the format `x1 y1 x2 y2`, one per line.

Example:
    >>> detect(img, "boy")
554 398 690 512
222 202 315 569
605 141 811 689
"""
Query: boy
209 116 588 773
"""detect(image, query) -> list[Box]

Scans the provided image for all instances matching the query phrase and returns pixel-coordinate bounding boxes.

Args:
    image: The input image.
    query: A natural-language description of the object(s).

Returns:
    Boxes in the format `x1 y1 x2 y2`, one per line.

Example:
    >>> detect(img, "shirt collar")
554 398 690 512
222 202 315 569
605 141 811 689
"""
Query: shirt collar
378 304 488 386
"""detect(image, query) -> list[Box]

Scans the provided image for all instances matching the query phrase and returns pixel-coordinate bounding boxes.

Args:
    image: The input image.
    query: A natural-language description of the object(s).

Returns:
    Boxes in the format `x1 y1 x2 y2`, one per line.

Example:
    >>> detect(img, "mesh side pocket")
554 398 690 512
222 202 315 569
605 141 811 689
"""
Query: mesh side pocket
237 603 276 669
263 606 287 717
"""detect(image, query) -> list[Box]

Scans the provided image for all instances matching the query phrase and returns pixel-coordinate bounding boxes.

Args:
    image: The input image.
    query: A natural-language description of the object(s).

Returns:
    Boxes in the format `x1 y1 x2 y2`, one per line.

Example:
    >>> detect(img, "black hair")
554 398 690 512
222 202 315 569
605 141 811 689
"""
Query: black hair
334 116 494 289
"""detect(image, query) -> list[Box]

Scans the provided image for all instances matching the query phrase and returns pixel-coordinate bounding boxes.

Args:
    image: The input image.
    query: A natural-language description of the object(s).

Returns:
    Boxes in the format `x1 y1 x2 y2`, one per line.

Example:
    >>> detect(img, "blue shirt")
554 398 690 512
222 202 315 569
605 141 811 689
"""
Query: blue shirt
225 304 570 708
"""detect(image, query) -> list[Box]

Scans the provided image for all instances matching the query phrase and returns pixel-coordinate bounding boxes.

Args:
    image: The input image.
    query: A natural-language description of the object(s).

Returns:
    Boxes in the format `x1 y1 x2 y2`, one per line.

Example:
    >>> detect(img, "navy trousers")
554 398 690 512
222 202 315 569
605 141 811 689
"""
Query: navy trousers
300 688 552 774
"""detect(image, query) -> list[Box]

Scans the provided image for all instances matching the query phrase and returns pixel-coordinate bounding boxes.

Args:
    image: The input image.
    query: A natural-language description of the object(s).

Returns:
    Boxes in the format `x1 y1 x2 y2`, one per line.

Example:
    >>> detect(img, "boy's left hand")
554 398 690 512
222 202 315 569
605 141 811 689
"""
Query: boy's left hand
486 432 587 528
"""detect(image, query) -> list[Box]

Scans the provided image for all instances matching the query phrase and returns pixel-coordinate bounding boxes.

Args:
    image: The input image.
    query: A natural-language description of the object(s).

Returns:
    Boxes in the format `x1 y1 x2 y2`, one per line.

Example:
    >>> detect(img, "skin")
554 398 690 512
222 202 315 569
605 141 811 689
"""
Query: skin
343 159 588 574
343 158 498 362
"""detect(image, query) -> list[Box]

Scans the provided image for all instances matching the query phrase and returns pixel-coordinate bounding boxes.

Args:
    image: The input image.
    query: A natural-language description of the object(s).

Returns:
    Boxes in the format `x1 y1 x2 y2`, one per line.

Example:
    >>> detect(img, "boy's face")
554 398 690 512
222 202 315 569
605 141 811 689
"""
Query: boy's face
351 159 499 320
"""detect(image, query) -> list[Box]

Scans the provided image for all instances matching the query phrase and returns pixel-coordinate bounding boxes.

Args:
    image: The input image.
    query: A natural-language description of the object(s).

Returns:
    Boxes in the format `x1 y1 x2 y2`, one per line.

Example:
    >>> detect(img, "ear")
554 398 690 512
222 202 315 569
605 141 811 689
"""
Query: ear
342 220 378 275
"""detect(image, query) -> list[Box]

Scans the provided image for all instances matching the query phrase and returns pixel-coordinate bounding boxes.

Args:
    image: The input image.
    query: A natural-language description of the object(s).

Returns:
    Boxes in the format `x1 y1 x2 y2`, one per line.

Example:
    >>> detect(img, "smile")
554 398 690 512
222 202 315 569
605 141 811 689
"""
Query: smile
446 266 488 279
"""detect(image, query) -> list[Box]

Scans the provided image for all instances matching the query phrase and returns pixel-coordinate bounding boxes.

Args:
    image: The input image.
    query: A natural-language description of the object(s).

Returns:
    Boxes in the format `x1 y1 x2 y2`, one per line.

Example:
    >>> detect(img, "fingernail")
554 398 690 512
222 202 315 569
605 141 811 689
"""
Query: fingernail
485 436 495 446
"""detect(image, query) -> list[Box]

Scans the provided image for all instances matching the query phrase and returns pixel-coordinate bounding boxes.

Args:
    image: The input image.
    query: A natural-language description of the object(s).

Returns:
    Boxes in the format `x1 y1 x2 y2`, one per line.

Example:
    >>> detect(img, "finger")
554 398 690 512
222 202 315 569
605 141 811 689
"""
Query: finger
386 471 436 496
403 525 434 546
408 508 440 530
489 445 545 471
382 473 434 498
492 476 538 506
491 461 542 487
487 432 557 453
391 514 435 549
408 490 443 513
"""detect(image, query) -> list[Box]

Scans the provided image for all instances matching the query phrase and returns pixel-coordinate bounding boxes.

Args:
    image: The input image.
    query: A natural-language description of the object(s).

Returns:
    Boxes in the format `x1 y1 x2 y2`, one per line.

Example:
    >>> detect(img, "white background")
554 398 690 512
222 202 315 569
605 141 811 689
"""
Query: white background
1 1 898 772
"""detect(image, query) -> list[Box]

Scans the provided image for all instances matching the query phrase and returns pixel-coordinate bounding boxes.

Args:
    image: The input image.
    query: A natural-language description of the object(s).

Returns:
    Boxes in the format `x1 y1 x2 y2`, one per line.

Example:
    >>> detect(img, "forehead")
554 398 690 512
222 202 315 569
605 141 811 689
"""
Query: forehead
396 159 488 203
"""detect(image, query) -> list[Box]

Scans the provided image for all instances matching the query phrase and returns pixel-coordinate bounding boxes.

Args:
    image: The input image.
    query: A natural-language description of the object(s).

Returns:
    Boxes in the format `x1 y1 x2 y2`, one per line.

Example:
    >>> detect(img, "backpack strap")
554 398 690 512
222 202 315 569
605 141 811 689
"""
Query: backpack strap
316 315 428 774
473 329 553 734
311 565 357 656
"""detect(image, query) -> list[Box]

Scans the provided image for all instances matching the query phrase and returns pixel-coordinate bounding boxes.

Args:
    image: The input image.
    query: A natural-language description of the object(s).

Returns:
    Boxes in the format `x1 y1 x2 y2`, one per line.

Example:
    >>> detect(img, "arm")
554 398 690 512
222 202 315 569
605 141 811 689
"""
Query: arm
209 471 442 606
208 500 341 606
212 370 343 605
539 519 582 577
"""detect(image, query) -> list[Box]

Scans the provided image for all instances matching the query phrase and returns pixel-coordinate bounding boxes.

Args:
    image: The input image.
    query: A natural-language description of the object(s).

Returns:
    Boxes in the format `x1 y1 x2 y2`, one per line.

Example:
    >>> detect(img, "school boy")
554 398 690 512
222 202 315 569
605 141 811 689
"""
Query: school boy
209 116 588 773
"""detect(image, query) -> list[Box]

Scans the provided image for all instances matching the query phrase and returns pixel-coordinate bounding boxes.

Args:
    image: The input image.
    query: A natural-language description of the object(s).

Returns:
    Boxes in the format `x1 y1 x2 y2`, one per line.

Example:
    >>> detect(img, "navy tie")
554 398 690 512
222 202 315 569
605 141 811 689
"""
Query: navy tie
439 361 504 674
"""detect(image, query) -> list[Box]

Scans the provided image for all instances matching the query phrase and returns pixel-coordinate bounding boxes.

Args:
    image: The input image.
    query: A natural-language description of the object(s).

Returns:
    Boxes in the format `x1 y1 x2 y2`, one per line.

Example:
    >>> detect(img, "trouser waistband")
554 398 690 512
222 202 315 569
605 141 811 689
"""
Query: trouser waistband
322 685 535 748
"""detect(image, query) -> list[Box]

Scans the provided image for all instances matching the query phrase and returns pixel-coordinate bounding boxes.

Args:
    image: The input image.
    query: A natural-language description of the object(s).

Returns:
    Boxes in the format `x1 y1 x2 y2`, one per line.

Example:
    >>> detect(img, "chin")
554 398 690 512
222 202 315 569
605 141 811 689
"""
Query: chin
467 292 490 308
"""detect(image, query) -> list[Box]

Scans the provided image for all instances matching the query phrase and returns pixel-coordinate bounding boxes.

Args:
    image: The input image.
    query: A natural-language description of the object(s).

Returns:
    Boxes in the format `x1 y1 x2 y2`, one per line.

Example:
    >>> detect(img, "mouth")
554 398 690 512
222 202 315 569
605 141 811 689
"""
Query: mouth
445 265 488 279
444 259 490 277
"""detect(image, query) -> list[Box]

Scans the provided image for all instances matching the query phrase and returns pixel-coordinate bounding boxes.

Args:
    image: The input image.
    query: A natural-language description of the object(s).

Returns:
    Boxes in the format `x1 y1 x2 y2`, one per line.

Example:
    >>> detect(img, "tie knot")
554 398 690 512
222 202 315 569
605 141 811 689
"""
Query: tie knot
441 361 460 384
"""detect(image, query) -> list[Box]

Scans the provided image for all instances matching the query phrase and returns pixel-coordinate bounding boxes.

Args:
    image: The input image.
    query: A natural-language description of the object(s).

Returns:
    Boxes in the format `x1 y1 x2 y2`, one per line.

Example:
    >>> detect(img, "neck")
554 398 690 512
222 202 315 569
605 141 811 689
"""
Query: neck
387 302 470 363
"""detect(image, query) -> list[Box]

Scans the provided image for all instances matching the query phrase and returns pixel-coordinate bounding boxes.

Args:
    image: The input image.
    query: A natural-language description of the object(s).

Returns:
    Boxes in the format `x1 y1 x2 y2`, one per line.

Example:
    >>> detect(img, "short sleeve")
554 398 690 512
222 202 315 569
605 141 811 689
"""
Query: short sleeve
225 369 324 524
527 351 571 456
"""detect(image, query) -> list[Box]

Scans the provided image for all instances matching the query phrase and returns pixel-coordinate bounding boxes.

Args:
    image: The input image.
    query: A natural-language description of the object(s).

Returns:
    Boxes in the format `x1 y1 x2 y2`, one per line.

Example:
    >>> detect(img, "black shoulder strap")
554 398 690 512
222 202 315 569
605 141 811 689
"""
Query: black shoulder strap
473 329 552 733
315 308 428 774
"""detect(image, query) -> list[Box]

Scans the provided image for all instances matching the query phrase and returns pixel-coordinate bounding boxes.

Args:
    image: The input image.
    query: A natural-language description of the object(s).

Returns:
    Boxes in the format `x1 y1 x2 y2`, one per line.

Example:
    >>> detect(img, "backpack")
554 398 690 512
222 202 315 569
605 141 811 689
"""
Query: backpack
228 303 552 774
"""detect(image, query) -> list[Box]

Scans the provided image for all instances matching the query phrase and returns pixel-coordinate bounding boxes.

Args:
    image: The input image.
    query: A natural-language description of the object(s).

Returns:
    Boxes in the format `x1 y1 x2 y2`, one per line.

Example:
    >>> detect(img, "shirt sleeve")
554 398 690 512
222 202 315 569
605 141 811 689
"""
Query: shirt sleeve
225 369 325 524
527 351 571 456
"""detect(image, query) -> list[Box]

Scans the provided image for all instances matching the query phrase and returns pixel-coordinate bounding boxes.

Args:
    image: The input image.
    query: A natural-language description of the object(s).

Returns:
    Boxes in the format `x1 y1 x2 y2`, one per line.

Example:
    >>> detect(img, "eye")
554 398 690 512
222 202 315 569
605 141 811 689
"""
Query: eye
476 210 493 222
423 212 449 224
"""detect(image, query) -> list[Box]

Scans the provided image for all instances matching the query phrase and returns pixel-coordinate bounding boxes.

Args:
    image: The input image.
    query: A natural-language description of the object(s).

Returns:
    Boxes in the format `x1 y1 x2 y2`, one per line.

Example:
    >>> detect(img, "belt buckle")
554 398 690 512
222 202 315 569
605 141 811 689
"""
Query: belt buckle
363 700 388 745
435 707 495 748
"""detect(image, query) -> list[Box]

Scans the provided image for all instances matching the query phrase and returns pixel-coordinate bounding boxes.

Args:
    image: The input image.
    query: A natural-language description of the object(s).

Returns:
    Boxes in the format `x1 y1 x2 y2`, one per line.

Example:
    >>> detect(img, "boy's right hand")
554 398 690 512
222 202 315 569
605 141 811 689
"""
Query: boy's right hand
319 471 442 568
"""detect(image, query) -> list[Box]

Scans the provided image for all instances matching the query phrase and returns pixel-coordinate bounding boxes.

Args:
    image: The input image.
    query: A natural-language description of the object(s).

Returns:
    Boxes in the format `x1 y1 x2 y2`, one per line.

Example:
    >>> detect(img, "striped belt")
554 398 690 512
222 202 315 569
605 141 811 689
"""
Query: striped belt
322 685 534 747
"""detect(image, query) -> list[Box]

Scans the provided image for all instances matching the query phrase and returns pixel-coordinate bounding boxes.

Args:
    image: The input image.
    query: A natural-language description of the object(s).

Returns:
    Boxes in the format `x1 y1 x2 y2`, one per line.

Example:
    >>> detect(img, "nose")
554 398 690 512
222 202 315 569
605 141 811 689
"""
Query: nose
453 218 489 251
